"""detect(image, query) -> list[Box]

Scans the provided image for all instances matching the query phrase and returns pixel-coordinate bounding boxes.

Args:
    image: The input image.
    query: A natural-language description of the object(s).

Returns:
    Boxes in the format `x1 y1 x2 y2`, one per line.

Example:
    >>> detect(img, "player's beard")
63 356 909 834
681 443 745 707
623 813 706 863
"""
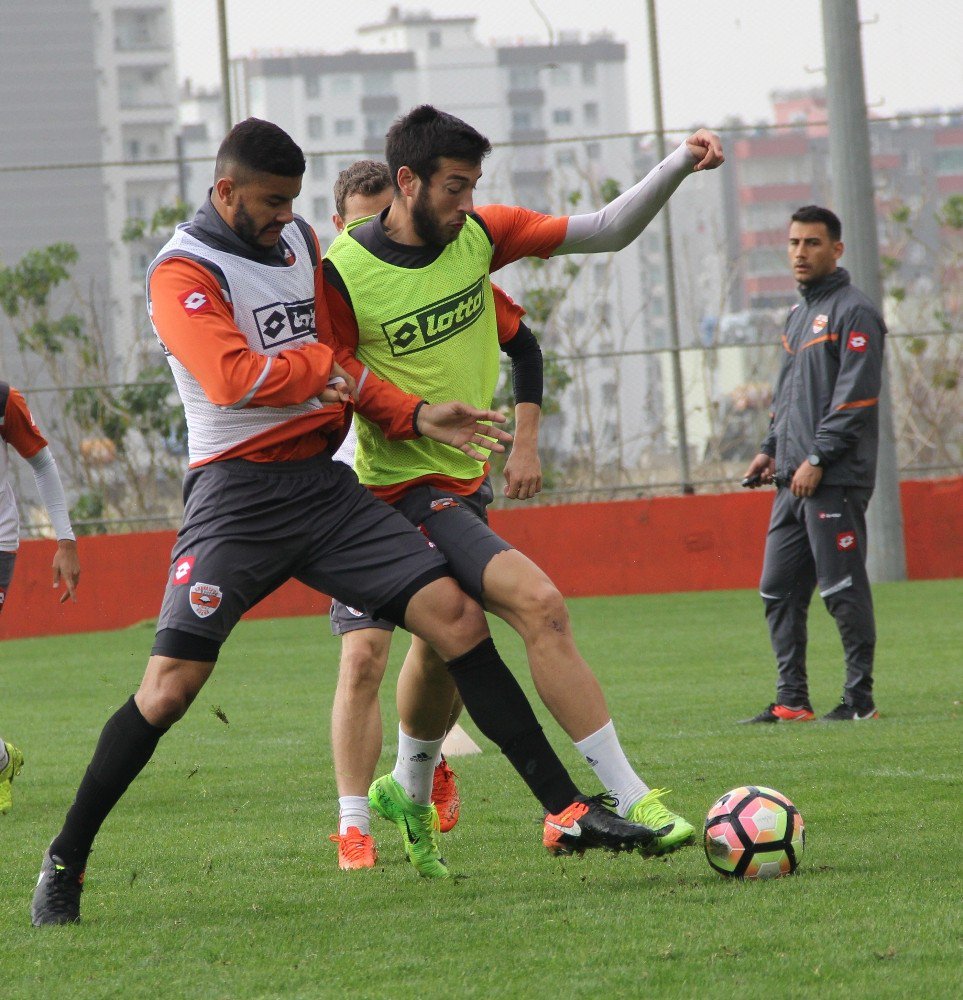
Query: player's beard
411 186 458 248
233 198 281 248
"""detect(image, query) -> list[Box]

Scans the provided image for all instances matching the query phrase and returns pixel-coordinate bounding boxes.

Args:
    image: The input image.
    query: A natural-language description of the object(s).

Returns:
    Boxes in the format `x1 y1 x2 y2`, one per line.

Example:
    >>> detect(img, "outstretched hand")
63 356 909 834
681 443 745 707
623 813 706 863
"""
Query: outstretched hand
417 402 513 461
685 128 725 171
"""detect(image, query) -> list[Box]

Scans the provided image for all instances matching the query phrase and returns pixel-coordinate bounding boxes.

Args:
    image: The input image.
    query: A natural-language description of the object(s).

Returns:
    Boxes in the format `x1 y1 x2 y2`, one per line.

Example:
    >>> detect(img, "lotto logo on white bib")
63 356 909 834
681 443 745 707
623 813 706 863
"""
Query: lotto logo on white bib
189 582 223 618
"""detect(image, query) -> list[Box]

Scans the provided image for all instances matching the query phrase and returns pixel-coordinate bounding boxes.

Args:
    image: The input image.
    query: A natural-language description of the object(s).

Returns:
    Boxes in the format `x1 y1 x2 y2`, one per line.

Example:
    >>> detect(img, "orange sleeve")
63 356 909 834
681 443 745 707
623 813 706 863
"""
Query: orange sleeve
150 258 336 408
320 264 423 440
476 204 569 272
1 389 48 459
492 282 524 345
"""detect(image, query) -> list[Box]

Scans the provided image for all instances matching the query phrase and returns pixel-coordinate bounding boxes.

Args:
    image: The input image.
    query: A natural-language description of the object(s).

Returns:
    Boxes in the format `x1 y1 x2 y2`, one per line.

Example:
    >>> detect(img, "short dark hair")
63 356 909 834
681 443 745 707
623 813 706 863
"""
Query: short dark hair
214 118 306 183
333 160 392 217
791 205 842 242
385 105 492 189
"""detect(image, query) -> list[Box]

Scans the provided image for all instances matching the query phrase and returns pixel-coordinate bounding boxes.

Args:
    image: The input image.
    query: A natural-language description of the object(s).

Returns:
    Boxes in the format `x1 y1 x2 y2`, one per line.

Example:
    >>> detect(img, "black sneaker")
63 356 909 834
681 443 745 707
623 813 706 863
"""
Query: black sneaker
543 794 660 857
31 851 85 926
820 700 880 722
739 703 815 724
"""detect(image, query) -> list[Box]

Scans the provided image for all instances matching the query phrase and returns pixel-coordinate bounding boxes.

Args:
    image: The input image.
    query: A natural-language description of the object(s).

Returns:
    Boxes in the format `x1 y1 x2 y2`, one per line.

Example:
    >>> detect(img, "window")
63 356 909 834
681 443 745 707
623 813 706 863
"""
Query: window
936 147 963 176
549 66 572 86
310 157 327 179
555 149 576 167
366 116 391 139
307 115 324 140
304 76 321 99
428 30 442 48
581 63 597 85
509 66 538 88
586 142 601 160
553 108 572 126
583 102 599 126
331 75 353 96
512 110 533 130
334 118 356 136
363 72 393 96
312 196 329 219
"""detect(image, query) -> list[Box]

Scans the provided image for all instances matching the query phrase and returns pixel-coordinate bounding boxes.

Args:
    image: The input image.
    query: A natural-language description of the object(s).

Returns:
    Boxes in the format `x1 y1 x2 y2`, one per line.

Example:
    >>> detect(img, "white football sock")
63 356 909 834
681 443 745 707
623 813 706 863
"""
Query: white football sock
392 725 444 805
338 795 371 836
574 719 650 817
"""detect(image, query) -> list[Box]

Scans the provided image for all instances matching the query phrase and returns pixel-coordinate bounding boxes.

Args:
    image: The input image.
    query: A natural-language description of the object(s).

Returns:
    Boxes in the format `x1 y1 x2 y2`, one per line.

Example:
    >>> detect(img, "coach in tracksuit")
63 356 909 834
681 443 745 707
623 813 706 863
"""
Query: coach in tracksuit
741 205 885 724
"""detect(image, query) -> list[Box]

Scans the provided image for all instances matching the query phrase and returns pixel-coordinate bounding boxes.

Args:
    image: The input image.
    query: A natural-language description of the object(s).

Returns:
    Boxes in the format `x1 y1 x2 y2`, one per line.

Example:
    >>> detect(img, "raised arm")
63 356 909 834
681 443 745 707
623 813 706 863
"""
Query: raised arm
557 129 724 255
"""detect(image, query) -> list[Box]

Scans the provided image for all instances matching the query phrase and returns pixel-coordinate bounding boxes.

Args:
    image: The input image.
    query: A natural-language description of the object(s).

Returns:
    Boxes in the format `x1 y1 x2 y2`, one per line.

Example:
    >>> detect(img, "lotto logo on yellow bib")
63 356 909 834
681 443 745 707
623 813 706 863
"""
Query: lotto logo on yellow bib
381 277 486 356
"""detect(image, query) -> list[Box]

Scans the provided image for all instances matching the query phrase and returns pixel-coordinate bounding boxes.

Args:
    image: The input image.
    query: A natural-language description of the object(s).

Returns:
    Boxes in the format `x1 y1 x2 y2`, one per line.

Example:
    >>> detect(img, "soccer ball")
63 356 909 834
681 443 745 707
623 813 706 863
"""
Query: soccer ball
704 785 804 880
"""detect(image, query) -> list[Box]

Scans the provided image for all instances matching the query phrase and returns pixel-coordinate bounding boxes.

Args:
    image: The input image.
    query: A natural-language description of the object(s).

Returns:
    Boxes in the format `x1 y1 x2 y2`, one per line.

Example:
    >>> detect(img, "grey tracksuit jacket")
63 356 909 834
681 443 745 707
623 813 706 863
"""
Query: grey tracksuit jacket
761 268 885 488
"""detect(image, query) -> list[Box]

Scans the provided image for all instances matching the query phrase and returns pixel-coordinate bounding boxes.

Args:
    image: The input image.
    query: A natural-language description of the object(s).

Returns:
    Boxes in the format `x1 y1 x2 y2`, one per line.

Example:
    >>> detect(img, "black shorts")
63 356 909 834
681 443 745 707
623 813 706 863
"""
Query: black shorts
155 454 448 645
328 477 511 634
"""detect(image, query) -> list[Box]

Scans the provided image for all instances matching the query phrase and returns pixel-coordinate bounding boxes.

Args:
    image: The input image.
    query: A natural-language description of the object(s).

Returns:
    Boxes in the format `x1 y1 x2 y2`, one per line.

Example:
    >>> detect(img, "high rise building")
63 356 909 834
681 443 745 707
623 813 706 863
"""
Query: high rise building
0 1 180 379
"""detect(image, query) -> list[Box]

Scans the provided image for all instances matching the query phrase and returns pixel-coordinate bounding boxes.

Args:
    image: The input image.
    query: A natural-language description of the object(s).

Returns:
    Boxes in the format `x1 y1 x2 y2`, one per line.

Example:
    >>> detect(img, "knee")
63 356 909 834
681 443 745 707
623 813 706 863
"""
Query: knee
515 579 570 634
136 679 195 727
435 584 489 648
339 638 389 691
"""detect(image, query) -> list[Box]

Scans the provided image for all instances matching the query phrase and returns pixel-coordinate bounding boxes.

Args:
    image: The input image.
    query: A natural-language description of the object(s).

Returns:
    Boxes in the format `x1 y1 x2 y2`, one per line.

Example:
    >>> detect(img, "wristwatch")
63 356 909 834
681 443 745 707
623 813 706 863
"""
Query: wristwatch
807 452 822 467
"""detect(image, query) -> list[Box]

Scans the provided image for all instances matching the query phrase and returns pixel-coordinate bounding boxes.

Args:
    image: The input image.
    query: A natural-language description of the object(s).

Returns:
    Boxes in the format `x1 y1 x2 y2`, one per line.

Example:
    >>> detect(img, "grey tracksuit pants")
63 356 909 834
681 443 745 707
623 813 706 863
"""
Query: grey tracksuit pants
759 484 876 709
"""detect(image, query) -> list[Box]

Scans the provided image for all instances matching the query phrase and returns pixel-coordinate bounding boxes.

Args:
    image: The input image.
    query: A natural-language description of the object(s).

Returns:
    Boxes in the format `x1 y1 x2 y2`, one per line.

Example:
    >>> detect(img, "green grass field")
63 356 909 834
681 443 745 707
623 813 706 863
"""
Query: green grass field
2 580 961 999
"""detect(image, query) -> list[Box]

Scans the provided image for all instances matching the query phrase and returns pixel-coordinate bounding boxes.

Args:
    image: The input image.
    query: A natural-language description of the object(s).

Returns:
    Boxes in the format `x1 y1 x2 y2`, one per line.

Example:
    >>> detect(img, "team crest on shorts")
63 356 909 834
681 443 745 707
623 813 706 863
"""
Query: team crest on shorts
190 582 223 618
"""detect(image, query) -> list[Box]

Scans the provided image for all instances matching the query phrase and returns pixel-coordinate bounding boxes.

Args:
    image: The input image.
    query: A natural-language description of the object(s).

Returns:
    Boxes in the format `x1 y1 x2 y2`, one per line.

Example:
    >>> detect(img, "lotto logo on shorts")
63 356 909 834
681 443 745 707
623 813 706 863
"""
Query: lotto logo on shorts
836 531 857 552
847 331 869 352
179 286 213 315
190 582 223 618
429 498 459 512
172 556 195 585
346 606 365 618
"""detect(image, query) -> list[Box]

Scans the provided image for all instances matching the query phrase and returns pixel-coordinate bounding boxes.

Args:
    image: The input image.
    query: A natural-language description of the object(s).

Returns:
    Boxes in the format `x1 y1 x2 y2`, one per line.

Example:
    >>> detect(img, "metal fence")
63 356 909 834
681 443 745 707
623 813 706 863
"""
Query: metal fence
2 125 961 536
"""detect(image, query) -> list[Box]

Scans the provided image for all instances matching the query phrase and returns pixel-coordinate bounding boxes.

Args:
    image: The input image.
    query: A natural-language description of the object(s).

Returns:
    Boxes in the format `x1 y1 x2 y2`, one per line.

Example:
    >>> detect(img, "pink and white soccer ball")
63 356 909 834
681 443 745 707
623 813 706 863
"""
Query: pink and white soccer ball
704 785 805 879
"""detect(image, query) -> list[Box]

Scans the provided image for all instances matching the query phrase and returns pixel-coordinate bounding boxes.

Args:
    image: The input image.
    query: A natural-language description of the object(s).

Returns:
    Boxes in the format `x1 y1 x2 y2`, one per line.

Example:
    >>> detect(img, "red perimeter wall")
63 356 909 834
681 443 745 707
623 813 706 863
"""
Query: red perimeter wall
2 477 960 642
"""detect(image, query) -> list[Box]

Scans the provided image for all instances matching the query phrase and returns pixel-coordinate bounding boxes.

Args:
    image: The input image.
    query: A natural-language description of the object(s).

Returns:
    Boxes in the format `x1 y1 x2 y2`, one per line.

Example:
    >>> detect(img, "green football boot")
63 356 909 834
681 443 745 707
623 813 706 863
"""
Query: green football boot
626 788 696 855
0 741 24 814
369 774 449 879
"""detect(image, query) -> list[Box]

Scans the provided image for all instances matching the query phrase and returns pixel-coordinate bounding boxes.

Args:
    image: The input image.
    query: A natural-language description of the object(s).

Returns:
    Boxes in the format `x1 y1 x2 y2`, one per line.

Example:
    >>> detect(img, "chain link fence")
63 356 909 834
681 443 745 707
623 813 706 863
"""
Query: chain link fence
2 119 960 536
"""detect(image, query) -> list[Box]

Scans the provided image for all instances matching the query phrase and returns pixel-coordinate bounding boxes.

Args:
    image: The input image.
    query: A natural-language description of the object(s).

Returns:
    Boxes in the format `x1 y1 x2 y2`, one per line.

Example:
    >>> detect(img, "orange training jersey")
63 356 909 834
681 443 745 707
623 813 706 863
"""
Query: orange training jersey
1 386 49 551
148 219 349 466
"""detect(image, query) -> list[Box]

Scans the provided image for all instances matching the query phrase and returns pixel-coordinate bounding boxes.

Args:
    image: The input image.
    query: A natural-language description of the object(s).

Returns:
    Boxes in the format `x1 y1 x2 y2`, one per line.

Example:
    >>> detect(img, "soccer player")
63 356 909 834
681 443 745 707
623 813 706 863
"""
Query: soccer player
326 161 538 869
322 106 725 865
31 119 657 925
1 380 82 813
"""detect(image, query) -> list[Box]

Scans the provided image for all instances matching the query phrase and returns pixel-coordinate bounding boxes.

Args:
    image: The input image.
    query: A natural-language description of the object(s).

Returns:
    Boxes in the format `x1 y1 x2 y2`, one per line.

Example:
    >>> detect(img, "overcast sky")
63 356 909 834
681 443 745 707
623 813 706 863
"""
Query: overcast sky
171 0 963 132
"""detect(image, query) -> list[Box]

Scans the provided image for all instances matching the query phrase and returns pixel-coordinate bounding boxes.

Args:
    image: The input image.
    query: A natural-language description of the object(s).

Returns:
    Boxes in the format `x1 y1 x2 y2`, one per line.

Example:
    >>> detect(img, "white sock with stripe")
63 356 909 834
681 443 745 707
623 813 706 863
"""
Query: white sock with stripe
574 720 650 817
393 726 444 805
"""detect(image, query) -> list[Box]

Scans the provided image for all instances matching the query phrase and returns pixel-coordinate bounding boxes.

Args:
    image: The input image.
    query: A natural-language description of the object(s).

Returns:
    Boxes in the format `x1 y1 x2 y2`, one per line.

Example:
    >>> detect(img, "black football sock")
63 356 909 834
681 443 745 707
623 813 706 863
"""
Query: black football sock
447 637 579 813
49 696 168 868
